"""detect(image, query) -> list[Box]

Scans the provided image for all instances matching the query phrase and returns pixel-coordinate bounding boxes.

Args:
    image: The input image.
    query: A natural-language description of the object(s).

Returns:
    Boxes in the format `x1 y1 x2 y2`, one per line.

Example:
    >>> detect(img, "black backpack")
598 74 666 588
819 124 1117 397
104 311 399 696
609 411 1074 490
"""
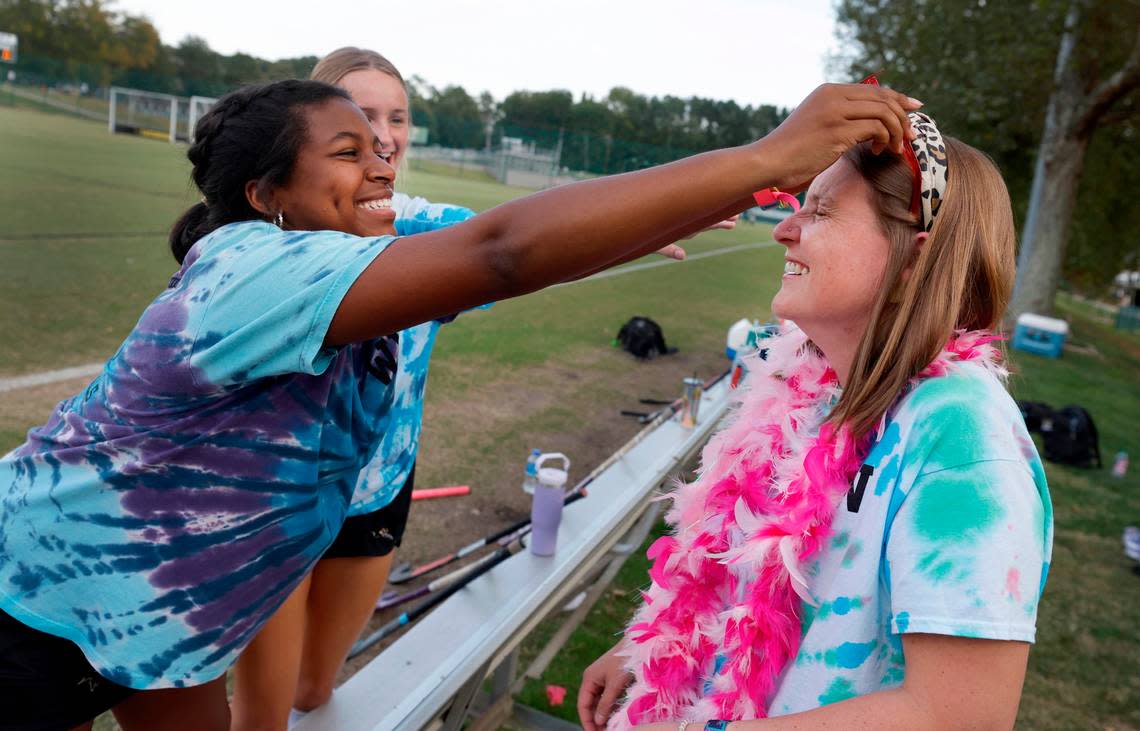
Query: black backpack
615 316 676 360
1042 405 1102 468
1016 400 1054 433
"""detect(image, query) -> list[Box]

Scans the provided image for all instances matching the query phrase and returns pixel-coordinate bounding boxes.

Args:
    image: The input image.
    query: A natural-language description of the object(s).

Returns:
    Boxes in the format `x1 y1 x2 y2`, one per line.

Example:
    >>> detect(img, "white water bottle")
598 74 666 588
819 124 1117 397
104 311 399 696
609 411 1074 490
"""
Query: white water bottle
522 448 541 494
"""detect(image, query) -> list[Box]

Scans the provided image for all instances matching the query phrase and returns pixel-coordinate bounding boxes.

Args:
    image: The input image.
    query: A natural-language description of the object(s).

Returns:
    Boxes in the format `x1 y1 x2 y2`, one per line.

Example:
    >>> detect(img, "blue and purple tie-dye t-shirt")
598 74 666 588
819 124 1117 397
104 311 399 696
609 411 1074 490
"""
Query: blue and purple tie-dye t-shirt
347 194 481 516
702 362 1053 715
0 220 401 689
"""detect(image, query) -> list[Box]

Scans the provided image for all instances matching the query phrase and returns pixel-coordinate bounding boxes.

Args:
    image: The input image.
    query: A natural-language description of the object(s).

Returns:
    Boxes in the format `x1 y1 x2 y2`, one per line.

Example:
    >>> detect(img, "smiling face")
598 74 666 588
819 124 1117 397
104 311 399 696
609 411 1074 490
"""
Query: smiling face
266 97 397 237
337 68 410 173
771 158 893 346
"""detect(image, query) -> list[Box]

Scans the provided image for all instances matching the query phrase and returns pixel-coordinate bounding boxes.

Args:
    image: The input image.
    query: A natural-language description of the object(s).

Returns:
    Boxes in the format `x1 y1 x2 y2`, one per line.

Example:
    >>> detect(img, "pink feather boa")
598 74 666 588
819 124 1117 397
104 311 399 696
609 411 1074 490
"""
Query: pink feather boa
611 327 1003 728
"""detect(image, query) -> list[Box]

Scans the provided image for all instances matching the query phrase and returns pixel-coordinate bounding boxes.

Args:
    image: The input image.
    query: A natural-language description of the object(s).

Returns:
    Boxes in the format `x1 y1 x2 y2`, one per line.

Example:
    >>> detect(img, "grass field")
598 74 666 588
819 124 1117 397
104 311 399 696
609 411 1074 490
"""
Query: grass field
0 103 756 378
3 105 1139 730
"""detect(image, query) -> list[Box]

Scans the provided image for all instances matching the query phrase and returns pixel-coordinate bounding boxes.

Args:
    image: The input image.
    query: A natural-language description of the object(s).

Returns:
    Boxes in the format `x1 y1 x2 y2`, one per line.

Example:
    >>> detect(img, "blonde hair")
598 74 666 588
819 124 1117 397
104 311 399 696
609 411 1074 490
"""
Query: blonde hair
311 46 412 181
310 46 407 91
828 137 1016 438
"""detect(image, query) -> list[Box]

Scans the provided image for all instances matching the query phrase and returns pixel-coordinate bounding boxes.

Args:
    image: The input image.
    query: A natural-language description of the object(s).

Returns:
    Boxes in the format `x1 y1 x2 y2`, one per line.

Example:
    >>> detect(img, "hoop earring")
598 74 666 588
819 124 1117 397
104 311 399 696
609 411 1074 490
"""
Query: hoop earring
273 211 285 229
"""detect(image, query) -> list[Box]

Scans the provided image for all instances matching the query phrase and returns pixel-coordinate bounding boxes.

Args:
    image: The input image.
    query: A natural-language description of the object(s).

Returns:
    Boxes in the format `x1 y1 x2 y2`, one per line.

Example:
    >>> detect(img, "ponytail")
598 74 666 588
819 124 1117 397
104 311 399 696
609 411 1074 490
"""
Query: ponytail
169 202 212 264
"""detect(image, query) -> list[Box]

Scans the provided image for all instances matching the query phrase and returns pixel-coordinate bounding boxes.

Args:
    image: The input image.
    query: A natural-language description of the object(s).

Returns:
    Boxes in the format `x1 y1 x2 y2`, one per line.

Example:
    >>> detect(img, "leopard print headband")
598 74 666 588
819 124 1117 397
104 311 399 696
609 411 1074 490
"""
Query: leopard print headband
908 111 948 232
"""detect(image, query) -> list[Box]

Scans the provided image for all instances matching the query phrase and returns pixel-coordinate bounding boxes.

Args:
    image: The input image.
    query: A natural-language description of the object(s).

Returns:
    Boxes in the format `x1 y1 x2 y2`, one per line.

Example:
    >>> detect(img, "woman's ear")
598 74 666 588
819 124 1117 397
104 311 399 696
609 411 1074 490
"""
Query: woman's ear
245 179 275 219
900 231 929 283
889 231 929 303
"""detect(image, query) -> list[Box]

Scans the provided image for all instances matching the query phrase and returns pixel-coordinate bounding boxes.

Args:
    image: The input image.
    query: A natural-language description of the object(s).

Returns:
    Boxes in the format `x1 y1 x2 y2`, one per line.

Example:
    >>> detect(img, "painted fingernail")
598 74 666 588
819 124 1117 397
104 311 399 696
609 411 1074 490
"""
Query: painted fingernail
906 97 923 107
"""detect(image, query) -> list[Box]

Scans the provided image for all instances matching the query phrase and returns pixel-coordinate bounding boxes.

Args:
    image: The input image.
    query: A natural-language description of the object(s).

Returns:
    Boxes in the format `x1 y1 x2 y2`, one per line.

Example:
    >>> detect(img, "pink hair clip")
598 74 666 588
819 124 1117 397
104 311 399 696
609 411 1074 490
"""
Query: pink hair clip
753 187 800 212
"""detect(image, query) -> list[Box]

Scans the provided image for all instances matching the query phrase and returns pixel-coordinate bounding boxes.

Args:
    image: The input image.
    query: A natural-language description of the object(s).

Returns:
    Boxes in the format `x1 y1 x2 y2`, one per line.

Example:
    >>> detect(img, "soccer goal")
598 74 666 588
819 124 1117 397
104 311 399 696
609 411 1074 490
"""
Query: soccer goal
187 95 218 143
108 86 181 142
108 87 218 143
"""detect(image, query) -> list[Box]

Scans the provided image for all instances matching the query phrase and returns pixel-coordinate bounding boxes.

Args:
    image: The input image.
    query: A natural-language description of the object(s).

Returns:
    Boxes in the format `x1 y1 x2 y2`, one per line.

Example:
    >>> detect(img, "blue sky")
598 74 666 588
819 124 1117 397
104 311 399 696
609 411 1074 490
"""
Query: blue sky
113 0 840 108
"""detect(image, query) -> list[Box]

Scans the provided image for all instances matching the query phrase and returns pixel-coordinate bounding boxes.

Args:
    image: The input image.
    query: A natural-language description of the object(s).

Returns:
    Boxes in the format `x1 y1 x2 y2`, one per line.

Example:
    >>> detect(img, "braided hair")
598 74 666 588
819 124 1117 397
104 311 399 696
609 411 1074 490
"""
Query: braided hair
169 80 352 264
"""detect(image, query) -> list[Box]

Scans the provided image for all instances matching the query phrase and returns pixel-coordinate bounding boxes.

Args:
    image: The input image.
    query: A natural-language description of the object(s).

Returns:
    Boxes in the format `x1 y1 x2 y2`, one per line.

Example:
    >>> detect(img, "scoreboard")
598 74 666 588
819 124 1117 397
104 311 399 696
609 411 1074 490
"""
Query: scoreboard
0 32 16 64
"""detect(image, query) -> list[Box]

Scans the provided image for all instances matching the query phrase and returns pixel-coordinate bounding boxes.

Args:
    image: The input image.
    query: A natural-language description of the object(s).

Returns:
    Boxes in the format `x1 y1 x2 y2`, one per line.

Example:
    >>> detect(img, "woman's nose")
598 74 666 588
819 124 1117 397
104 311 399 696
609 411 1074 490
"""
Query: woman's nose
368 154 396 183
374 122 395 153
772 216 799 247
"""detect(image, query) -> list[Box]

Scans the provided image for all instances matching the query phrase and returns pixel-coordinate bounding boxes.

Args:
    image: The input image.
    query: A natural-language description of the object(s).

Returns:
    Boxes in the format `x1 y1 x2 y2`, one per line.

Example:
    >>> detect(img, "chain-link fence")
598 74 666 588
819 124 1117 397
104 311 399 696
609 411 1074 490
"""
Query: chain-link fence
4 53 788 195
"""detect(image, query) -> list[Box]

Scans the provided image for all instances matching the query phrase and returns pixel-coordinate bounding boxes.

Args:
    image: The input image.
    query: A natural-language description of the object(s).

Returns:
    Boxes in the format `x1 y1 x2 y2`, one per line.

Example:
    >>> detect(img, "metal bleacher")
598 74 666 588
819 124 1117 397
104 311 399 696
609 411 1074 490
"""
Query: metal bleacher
295 376 733 731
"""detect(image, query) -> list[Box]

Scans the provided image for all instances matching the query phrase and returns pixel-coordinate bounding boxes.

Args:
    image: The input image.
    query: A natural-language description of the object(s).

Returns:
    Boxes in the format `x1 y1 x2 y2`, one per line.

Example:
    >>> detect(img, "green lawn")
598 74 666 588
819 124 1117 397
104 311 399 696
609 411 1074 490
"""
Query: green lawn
0 105 764 377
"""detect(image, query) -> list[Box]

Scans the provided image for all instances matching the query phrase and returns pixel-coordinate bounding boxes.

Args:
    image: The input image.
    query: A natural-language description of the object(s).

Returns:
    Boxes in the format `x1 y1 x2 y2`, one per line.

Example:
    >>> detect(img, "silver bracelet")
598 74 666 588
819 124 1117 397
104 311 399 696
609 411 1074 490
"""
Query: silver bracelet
678 721 691 731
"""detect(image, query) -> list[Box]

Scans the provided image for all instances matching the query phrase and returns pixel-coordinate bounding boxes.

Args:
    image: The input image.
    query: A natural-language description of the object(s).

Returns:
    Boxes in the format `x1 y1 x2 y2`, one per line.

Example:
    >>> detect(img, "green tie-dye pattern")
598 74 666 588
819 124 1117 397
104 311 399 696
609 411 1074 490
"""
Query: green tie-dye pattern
903 372 996 472
909 467 1005 544
880 666 906 685
800 602 818 639
916 549 955 581
818 676 859 705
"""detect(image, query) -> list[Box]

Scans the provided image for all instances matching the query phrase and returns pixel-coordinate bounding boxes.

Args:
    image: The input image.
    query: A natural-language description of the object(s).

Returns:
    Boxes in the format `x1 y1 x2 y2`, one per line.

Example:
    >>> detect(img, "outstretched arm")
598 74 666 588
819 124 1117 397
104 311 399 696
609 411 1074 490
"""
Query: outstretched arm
327 83 919 345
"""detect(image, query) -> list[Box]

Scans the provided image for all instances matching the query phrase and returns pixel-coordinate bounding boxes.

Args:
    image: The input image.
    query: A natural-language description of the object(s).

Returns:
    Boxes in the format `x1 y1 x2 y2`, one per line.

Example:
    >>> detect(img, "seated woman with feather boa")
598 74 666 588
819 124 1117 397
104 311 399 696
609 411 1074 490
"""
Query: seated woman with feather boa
580 98 1052 731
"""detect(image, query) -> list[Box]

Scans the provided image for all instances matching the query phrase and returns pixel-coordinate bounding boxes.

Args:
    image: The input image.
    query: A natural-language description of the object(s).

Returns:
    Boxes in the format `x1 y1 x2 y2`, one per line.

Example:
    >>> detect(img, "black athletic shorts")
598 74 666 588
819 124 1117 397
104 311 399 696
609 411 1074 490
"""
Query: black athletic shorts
0 608 136 730
322 463 416 559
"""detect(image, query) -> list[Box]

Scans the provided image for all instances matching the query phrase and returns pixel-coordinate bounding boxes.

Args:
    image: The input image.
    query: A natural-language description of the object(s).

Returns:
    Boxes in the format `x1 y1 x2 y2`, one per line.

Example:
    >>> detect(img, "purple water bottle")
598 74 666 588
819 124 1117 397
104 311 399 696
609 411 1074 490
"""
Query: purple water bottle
530 453 570 557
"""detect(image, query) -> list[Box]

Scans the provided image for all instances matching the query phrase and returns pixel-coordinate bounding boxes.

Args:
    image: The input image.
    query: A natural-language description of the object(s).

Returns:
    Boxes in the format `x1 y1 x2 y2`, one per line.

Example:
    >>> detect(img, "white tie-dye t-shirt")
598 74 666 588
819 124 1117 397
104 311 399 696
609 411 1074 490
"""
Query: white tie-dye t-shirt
716 361 1053 715
346 193 484 516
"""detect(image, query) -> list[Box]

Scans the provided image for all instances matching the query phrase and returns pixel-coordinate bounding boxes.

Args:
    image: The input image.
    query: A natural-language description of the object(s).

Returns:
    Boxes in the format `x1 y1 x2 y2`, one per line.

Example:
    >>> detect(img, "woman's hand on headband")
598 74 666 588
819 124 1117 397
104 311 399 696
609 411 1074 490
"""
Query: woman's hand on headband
757 83 922 192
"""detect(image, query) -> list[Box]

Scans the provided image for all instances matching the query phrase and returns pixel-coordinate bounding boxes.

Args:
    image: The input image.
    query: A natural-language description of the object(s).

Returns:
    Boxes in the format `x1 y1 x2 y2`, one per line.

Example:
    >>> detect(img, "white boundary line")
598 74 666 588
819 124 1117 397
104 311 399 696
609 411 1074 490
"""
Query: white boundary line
0 240 776 394
554 239 776 287
0 363 104 393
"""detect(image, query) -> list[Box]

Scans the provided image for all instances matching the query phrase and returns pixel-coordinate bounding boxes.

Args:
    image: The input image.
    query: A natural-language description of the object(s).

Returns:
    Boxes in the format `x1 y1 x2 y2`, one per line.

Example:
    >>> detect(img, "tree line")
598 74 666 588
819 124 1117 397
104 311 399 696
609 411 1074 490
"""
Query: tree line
0 0 789 176
835 0 1138 310
4 0 1137 300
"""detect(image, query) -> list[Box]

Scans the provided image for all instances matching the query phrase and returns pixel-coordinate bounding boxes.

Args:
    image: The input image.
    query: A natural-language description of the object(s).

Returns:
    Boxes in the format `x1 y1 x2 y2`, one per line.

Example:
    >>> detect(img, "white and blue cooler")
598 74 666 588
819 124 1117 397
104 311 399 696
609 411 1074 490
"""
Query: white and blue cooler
1012 313 1068 358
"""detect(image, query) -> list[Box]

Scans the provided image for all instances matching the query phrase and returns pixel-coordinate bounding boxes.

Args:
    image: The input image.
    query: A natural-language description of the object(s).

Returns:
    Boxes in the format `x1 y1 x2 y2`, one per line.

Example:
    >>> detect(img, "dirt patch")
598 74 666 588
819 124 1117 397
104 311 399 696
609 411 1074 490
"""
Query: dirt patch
0 376 95 449
338 342 727 679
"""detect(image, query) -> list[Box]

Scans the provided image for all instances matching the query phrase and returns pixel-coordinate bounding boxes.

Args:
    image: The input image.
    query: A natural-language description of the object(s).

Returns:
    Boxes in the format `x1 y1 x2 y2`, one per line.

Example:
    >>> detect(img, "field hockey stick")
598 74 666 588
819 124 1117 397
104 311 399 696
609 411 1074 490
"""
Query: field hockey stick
377 523 536 610
386 368 729 585
350 537 526 659
626 367 731 426
624 396 674 419
387 490 587 585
